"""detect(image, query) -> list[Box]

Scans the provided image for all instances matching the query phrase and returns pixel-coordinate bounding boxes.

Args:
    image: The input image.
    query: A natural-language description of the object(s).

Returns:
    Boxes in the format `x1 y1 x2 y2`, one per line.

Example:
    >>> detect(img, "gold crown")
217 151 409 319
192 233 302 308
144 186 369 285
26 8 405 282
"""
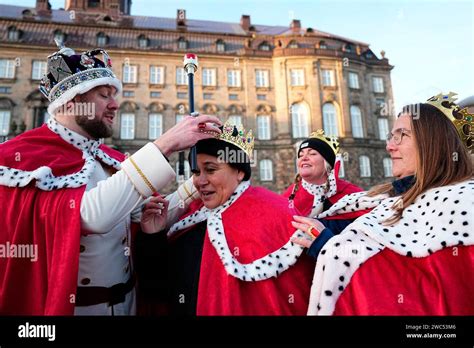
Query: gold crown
426 92 473 151
216 120 255 158
308 129 340 154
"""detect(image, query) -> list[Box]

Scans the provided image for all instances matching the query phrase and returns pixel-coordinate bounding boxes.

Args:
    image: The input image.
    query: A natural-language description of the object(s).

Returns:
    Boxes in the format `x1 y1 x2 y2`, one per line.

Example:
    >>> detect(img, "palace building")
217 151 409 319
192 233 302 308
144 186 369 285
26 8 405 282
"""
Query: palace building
0 0 396 192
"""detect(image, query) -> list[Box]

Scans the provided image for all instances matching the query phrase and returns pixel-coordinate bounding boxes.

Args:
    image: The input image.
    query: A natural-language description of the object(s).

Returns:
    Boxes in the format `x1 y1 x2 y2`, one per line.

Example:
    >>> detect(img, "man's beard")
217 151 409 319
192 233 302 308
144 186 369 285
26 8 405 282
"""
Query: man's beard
75 115 113 139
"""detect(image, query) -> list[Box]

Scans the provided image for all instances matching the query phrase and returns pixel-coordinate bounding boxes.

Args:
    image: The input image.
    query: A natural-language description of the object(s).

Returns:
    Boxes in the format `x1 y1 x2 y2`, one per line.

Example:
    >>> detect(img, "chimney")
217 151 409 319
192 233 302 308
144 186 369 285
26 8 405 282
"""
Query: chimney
240 15 251 31
290 19 301 33
177 9 186 27
36 0 51 15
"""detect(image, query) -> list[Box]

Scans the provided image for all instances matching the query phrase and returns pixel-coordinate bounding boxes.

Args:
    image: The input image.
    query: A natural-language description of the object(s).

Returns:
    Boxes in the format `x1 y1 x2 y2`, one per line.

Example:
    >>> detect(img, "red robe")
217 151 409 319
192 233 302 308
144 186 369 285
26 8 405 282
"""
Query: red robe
176 186 315 315
282 178 368 220
334 245 474 315
0 125 125 315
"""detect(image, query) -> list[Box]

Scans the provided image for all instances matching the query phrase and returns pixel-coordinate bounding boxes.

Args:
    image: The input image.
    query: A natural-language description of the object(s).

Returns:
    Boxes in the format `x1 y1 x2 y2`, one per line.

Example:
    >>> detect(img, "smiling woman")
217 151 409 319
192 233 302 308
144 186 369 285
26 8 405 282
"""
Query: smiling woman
135 121 316 316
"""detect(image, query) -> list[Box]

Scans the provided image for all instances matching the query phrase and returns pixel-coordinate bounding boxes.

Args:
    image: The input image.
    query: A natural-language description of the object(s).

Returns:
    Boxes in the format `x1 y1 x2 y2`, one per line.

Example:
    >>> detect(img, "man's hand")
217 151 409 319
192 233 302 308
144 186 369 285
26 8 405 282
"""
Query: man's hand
153 114 222 157
140 195 169 234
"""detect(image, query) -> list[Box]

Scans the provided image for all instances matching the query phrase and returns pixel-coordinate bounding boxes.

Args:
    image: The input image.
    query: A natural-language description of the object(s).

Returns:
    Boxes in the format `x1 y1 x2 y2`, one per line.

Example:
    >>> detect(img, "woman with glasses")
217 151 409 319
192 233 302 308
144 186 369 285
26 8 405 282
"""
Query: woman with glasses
297 93 474 315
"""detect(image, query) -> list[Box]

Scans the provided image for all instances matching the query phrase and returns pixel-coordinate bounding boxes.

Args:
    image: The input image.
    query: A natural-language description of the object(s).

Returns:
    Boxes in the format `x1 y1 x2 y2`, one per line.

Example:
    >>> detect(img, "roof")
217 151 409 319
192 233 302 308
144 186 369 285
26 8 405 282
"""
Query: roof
0 4 368 45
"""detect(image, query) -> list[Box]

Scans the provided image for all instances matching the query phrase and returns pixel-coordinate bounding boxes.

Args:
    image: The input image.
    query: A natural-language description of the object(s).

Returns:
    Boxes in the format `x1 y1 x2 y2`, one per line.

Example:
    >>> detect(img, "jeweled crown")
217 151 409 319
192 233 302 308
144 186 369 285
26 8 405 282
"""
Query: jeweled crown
426 92 473 151
308 129 340 154
217 120 254 158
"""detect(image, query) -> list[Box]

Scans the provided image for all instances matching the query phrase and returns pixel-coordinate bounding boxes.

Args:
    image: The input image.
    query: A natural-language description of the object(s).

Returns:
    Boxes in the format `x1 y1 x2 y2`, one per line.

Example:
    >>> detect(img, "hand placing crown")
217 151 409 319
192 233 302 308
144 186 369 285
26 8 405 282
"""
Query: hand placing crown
426 92 473 151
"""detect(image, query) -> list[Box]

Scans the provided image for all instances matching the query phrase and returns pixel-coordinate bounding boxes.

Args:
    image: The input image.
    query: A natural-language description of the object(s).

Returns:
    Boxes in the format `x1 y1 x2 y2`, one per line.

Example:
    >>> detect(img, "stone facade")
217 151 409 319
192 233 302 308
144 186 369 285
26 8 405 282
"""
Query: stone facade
0 0 395 194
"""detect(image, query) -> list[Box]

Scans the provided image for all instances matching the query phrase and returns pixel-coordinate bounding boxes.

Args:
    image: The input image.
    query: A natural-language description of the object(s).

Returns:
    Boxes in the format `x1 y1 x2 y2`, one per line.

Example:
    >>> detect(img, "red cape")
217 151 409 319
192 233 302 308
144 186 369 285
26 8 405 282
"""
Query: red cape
334 245 474 315
282 178 369 220
178 186 315 315
0 124 125 315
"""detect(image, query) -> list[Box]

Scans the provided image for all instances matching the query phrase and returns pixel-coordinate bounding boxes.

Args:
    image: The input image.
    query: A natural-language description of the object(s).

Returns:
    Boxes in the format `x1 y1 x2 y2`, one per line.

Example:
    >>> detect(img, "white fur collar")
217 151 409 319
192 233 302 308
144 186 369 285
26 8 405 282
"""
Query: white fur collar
308 180 474 315
169 181 307 282
0 118 121 190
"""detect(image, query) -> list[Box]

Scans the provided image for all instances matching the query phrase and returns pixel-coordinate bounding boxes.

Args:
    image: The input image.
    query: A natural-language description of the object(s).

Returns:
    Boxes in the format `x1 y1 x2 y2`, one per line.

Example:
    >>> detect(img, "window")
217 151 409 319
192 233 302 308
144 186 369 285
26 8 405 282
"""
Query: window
0 110 11 136
259 159 273 181
175 160 191 182
150 91 161 98
373 76 384 93
344 44 354 53
176 67 187 85
54 30 65 44
123 91 134 98
178 37 187 50
0 87 11 94
227 115 242 126
359 156 371 177
177 92 187 99
150 66 164 84
120 113 135 139
149 113 163 139
319 41 327 49
257 115 271 140
258 42 270 51
227 69 241 87
0 59 15 79
203 93 213 100
138 35 148 48
290 69 305 86
255 69 269 88
257 94 266 101
322 103 339 136
321 69 335 87
31 60 47 80
348 72 359 89
383 158 392 178
378 118 389 140
338 159 345 178
202 68 216 86
8 27 19 41
176 114 185 124
288 40 298 49
122 64 137 83
216 40 225 53
88 0 100 7
229 94 238 100
376 98 386 112
291 103 309 138
97 32 107 46
350 105 363 138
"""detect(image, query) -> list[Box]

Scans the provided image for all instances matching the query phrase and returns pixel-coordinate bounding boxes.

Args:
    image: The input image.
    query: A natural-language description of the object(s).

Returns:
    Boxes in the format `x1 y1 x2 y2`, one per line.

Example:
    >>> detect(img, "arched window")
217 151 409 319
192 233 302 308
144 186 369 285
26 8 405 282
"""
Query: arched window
288 40 298 49
178 37 188 50
258 41 271 51
8 26 20 41
322 103 339 136
138 35 149 48
216 39 225 53
350 105 363 138
359 155 371 177
291 103 309 138
97 32 108 46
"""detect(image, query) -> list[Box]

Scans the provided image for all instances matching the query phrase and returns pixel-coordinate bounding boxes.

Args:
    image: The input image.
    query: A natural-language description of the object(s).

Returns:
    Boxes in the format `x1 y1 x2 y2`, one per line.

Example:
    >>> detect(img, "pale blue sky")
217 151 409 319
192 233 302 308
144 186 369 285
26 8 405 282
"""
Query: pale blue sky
1 0 473 111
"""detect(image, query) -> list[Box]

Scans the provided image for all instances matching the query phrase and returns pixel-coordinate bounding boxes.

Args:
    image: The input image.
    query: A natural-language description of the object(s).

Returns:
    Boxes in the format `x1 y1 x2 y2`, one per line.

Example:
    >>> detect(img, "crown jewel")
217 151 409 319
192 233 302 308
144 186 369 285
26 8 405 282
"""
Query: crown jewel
426 92 473 151
216 120 254 158
308 129 340 154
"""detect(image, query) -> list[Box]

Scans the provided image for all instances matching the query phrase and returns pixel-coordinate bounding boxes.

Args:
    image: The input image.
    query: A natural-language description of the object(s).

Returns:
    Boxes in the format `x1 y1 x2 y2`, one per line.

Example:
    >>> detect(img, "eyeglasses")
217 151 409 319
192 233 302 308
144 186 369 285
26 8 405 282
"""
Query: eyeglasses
386 128 411 145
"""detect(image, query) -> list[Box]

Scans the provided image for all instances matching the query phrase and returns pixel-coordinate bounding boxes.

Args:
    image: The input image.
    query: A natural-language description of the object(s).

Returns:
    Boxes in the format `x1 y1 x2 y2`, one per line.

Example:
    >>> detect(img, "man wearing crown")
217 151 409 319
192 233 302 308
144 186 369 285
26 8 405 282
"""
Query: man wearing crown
135 121 317 315
0 43 222 315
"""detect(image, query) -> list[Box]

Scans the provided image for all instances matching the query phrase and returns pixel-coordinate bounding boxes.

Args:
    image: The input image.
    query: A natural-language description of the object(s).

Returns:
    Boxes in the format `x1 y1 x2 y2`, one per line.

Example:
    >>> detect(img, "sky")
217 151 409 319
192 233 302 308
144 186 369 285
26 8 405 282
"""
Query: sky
1 0 473 112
